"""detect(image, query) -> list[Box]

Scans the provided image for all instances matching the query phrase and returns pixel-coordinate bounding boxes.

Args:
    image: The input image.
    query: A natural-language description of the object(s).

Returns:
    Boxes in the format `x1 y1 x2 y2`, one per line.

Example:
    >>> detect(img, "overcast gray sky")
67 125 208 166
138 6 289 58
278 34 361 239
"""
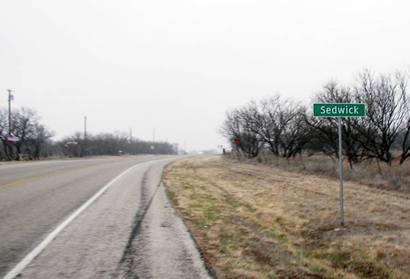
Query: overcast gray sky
1 0 409 150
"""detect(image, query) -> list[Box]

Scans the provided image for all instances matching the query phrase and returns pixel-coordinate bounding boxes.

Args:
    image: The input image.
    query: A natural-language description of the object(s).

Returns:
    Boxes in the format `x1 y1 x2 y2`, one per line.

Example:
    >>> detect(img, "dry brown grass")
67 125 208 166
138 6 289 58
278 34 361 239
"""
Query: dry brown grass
251 153 410 192
163 155 410 279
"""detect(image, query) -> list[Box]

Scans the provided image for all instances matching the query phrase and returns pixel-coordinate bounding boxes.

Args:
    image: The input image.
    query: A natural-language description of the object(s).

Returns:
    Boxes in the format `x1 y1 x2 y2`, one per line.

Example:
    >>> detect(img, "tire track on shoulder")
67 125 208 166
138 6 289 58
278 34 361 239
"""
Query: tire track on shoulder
116 165 161 278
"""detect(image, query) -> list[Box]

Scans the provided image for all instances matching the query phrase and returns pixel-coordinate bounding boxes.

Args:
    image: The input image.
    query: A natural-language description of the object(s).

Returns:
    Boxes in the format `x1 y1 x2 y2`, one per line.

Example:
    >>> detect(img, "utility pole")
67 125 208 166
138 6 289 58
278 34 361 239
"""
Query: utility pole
84 116 87 140
7 89 14 135
83 116 87 157
153 128 156 142
129 128 133 141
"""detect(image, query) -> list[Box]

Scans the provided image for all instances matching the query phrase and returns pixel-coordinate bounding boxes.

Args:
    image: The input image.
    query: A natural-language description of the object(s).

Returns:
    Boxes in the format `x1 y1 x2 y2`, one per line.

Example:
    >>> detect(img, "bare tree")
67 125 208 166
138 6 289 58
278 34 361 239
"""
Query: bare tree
259 96 294 156
0 108 54 160
306 82 364 168
240 96 309 157
280 106 311 158
400 118 410 164
29 123 54 159
0 109 14 160
221 96 310 159
354 70 408 165
12 108 37 156
220 108 264 158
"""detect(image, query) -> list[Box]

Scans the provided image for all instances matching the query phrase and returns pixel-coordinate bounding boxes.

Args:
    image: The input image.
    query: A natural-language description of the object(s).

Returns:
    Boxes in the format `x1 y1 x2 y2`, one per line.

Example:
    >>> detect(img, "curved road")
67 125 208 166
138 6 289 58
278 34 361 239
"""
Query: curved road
0 156 210 279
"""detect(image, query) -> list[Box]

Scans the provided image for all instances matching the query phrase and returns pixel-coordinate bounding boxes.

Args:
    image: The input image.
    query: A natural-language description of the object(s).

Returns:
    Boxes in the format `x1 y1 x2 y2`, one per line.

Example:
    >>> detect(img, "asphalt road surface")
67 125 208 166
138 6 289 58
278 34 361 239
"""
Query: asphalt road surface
0 156 210 279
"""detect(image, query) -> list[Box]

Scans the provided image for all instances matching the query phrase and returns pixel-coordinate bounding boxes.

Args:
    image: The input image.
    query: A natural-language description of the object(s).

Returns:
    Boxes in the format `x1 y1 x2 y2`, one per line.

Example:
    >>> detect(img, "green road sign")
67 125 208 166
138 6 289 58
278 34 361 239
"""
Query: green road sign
313 102 366 226
313 103 365 117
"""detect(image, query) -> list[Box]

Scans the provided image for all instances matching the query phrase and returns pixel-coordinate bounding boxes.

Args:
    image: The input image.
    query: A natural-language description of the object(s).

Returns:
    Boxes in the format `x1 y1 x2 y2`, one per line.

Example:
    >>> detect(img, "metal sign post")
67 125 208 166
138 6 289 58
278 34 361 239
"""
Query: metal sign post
313 103 366 226
338 117 344 226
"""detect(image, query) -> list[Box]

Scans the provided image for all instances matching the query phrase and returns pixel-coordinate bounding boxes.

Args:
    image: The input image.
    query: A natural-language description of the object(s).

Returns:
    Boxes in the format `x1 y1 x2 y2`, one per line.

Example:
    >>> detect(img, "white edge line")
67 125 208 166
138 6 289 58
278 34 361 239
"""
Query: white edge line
3 163 143 279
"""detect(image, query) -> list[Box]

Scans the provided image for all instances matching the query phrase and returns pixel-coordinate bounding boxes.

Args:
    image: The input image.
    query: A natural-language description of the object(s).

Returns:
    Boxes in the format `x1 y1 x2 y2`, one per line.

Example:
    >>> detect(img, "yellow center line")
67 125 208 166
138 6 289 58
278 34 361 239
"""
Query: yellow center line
0 162 114 188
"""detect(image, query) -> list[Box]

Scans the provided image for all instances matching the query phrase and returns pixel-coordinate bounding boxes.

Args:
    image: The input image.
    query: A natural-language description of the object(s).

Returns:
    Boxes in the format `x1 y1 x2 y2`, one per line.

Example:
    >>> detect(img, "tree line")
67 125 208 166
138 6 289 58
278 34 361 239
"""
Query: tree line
221 70 410 168
61 132 176 157
0 108 177 160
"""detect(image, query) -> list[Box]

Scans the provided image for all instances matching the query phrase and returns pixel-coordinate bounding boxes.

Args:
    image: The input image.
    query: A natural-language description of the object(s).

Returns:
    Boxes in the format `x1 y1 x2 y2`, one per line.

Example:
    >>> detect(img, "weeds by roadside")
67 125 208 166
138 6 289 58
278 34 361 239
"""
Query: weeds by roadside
244 152 410 192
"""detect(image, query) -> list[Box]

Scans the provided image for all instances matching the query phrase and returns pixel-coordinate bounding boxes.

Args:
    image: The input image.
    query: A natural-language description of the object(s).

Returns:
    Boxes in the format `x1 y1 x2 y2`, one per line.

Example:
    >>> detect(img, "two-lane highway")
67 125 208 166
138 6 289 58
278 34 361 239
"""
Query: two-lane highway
0 156 210 279
0 156 158 276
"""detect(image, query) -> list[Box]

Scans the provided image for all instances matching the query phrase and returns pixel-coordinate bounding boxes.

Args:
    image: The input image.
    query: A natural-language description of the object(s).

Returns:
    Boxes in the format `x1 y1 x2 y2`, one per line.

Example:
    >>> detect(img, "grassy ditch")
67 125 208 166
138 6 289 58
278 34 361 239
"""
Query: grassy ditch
163 156 410 279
